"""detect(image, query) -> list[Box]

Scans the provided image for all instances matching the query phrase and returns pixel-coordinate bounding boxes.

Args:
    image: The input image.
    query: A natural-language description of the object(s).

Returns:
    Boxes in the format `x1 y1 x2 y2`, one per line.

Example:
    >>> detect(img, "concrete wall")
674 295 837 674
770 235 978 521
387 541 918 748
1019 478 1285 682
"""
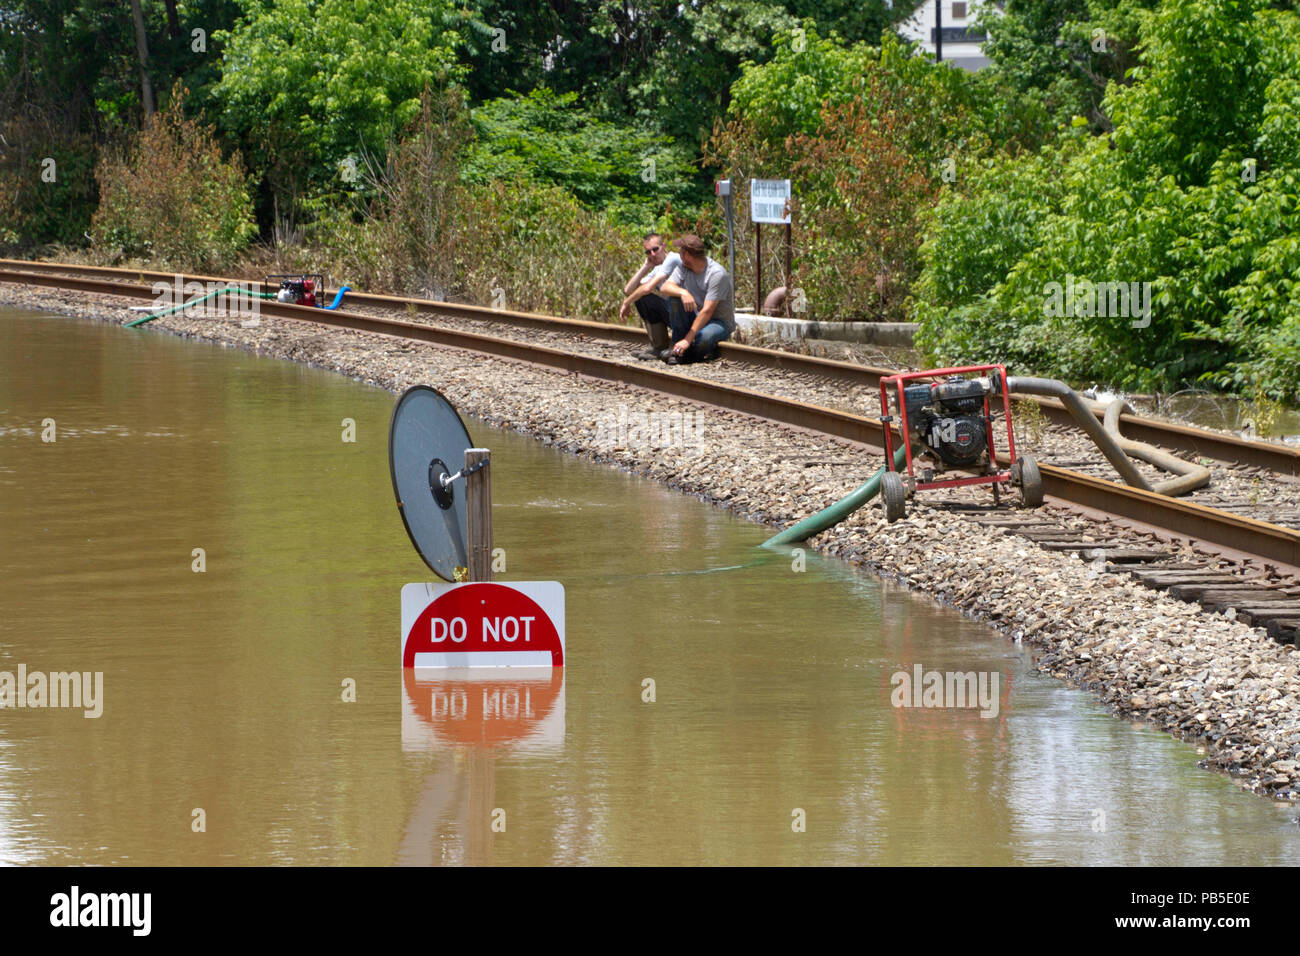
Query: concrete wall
733 313 917 347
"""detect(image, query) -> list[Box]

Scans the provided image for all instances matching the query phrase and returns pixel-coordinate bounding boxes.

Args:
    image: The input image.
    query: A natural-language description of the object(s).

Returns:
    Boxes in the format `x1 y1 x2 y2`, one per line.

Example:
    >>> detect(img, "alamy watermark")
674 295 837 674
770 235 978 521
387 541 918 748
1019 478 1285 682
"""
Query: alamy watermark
1042 276 1151 328
151 276 261 322
890 664 1000 719
592 404 706 453
0 664 103 718
50 886 150 935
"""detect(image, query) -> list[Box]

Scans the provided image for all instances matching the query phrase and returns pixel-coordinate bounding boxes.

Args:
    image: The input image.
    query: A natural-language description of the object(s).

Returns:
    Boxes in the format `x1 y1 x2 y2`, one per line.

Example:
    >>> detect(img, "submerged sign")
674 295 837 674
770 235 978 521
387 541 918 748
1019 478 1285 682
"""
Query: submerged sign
401 582 565 668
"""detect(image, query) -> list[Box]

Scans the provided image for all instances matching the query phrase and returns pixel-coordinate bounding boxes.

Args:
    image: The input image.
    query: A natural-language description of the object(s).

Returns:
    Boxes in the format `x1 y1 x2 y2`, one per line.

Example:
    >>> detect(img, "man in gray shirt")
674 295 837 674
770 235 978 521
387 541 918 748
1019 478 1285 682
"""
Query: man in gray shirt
659 234 734 364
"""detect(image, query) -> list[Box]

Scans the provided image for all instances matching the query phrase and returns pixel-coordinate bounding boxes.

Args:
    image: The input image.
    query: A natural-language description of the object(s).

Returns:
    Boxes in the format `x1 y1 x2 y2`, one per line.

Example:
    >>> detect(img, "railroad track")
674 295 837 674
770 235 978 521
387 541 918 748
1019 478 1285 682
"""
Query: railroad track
6 258 1296 473
5 259 1300 643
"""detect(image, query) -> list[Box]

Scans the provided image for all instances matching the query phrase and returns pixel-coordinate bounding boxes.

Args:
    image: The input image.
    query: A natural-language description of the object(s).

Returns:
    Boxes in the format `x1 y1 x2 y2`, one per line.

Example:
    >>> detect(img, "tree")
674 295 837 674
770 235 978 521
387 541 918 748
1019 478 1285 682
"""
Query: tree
916 0 1300 399
462 87 703 221
128 0 156 115
458 1 923 149
980 0 1157 131
213 0 469 206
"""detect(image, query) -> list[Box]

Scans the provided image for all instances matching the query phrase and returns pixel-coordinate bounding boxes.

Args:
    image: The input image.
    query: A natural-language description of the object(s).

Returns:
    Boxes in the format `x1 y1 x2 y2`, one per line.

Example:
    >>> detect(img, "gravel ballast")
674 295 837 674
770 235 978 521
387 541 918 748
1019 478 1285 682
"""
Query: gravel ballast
5 284 1299 802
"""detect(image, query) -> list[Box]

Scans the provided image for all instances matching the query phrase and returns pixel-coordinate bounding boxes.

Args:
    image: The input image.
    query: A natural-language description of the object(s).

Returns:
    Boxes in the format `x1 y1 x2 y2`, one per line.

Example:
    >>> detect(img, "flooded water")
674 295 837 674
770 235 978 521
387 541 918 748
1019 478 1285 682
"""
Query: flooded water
2 307 1298 865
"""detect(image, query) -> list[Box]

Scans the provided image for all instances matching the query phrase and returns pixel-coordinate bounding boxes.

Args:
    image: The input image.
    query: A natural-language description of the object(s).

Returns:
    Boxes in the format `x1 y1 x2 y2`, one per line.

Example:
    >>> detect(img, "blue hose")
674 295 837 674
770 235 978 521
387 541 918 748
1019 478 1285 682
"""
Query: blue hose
323 286 351 310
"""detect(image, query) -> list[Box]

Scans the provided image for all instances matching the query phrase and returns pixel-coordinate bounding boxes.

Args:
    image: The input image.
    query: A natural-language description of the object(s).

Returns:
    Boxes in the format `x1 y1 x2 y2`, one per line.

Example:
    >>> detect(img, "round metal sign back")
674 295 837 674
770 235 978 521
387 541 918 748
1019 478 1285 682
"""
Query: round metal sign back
389 385 472 581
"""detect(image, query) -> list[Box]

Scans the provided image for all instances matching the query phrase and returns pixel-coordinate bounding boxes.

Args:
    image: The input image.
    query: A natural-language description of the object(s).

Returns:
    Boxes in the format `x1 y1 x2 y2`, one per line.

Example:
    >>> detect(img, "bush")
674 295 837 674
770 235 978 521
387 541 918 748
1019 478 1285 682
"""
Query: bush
0 117 97 250
290 86 657 322
90 93 257 271
443 178 643 319
463 88 704 225
914 0 1300 400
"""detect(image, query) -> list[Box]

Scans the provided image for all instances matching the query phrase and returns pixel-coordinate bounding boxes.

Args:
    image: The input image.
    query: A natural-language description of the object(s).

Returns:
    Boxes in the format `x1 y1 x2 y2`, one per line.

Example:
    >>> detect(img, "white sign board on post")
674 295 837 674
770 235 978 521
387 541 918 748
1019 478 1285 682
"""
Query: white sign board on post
751 178 792 224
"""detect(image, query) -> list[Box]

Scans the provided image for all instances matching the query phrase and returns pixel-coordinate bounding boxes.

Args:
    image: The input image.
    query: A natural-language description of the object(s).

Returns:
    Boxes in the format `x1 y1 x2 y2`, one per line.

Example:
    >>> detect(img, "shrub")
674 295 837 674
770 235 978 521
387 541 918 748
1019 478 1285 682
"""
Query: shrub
0 117 97 250
913 0 1300 399
90 92 257 271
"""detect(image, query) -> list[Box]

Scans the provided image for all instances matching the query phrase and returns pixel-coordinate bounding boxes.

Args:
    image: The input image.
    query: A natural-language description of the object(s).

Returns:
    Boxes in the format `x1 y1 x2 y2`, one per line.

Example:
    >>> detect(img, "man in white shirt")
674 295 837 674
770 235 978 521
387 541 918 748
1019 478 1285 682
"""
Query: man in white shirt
619 232 681 360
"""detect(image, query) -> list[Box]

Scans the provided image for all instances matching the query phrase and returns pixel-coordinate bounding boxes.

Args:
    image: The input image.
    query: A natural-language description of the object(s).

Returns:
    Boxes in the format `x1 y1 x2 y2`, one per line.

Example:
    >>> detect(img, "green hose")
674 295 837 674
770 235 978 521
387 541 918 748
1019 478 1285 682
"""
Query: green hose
761 446 908 548
124 287 277 328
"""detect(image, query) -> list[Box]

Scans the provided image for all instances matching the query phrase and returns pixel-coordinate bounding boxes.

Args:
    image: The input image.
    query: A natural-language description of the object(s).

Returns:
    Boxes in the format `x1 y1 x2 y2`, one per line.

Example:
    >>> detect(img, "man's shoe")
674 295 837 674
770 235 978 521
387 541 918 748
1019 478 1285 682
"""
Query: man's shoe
662 351 681 365
633 346 661 361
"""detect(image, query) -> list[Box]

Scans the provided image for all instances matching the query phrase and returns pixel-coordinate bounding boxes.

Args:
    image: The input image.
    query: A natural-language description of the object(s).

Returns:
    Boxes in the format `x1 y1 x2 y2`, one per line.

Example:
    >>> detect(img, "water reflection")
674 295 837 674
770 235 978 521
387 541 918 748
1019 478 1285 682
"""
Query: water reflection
399 668 564 866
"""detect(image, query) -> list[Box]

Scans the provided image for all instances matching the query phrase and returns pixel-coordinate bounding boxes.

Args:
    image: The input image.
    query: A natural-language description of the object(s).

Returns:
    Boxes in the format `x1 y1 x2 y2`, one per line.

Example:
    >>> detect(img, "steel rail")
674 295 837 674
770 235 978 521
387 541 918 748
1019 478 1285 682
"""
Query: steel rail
4 264 1300 568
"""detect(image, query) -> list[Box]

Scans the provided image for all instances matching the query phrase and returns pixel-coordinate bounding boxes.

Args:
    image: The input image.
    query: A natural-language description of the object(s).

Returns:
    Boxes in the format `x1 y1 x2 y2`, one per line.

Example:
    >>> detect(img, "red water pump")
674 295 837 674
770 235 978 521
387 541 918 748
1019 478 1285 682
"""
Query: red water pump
267 273 324 308
877 363 1043 522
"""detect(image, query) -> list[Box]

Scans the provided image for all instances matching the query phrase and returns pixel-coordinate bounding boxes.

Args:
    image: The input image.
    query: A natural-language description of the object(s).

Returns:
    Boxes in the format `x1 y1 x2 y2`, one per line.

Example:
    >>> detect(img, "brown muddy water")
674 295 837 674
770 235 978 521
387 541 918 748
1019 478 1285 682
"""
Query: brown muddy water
1 307 1299 865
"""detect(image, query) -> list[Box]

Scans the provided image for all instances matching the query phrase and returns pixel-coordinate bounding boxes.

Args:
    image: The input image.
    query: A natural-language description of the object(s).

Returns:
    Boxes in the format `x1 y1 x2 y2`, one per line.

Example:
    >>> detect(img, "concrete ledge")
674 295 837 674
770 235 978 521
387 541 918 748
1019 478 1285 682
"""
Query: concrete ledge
734 312 916 347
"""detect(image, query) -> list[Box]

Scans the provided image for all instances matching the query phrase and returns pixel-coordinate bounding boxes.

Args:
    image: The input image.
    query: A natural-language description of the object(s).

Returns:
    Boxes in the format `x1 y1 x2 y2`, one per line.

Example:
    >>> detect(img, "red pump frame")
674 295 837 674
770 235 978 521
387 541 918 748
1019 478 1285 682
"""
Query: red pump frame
879 363 1017 492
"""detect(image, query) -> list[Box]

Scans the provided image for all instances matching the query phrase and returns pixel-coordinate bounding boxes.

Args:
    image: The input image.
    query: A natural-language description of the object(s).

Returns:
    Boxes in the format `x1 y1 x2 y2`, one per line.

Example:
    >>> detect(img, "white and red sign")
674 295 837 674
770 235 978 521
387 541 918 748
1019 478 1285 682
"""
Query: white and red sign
401 581 565 668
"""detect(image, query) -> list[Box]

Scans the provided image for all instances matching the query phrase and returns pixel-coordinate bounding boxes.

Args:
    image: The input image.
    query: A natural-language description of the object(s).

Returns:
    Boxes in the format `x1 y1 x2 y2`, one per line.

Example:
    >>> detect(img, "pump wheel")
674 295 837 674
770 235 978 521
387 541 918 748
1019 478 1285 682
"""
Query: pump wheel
1018 455 1044 508
881 471 907 523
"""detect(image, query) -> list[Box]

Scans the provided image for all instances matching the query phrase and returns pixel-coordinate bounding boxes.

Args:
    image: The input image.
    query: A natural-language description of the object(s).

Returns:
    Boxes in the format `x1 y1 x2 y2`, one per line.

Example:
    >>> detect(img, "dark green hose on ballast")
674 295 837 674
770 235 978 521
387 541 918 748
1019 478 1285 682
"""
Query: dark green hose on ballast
124 287 278 328
762 446 907 548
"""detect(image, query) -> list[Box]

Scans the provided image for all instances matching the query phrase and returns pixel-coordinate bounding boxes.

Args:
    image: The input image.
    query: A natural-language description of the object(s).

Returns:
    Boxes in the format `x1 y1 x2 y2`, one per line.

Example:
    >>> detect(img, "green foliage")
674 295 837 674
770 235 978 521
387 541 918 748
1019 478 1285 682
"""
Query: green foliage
444 178 643 319
710 24 1041 320
913 143 1071 354
726 24 873 145
980 0 1158 131
462 88 703 222
0 123 98 248
289 85 644 321
1106 0 1267 185
459 1 919 151
916 0 1300 401
90 92 257 269
212 0 467 199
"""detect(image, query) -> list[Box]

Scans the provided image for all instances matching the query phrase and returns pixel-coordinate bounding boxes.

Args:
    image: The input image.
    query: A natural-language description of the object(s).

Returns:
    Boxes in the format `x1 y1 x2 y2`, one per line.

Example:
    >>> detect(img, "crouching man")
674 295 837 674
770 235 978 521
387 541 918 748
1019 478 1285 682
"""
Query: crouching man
659 234 734 365
619 232 681 361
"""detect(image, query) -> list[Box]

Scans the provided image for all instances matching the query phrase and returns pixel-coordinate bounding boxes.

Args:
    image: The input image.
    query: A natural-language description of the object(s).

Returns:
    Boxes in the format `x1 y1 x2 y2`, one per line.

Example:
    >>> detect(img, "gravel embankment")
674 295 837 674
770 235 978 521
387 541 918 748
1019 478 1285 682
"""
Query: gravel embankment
5 284 1299 801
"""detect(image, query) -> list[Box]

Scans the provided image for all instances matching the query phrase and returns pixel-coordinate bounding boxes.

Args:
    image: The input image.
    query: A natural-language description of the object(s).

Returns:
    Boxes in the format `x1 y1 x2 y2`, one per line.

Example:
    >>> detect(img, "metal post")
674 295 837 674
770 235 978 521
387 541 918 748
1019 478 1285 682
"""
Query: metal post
724 192 736 284
935 0 943 63
755 223 763 315
466 448 492 582
783 221 792 318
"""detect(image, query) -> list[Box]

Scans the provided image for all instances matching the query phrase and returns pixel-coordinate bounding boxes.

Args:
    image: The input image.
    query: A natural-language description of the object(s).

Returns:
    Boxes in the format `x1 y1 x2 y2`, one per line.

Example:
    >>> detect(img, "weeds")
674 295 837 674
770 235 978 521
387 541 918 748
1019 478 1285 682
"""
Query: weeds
89 86 256 271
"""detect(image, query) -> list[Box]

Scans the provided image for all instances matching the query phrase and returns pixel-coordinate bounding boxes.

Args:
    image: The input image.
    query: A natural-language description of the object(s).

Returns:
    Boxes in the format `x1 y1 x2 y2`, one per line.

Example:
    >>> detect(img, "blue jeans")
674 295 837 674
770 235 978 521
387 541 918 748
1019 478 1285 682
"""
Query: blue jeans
667 300 732 360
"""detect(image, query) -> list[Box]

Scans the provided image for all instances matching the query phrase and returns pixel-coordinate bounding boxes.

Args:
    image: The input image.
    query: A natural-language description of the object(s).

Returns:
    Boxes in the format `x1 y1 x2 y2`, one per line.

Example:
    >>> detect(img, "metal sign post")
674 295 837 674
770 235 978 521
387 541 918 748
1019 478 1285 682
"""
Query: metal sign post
465 448 492 582
784 199 793 318
936 0 943 63
716 180 736 286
